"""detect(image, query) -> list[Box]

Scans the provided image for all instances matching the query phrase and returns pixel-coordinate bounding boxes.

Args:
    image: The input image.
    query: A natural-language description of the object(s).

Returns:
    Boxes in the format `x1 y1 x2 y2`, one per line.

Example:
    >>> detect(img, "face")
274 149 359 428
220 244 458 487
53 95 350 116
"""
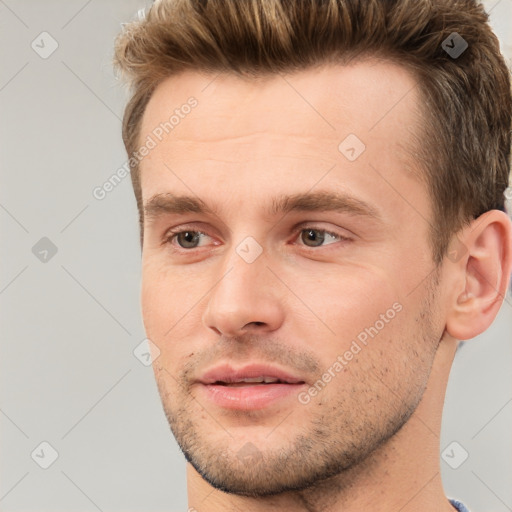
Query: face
138 61 445 495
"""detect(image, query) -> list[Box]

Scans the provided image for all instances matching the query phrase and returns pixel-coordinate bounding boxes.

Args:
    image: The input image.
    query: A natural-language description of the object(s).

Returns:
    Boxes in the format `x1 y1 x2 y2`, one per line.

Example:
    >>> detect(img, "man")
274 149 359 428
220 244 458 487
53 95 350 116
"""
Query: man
114 0 512 510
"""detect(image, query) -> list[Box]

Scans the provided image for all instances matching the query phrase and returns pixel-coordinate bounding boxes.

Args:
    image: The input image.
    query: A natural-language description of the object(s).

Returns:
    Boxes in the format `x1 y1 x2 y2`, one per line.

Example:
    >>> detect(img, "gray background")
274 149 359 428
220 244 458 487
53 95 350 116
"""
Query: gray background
0 1 511 511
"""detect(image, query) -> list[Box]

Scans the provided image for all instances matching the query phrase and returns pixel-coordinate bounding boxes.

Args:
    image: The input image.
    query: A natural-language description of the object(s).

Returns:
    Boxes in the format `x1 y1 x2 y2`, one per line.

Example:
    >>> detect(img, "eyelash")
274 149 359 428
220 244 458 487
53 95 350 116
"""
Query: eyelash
163 225 350 251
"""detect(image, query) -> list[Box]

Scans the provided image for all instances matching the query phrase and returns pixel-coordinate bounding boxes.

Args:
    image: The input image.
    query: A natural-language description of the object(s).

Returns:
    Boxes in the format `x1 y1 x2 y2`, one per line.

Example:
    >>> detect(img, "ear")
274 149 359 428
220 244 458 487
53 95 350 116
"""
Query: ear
445 210 512 341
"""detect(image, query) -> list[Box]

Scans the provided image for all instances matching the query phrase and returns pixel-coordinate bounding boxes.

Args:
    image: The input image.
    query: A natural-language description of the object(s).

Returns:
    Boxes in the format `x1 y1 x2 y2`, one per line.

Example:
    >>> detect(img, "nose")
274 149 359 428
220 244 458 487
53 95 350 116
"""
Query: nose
202 247 285 338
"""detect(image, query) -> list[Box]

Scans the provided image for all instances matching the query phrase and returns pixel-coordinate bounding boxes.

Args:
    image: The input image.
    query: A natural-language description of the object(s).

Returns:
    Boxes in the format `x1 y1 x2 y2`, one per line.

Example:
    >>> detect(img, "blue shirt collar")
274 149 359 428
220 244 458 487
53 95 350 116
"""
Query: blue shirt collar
449 499 470 512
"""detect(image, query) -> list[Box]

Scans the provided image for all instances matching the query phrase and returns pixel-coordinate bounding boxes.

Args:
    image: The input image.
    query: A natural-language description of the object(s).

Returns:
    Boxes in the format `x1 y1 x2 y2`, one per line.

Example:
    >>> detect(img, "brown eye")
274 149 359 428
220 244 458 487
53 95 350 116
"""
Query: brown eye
297 228 344 248
301 229 326 247
175 231 202 248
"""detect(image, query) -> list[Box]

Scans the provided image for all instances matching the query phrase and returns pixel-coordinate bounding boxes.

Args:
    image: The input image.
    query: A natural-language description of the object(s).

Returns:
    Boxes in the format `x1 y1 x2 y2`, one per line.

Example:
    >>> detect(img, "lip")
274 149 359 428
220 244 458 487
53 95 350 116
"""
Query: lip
196 363 307 410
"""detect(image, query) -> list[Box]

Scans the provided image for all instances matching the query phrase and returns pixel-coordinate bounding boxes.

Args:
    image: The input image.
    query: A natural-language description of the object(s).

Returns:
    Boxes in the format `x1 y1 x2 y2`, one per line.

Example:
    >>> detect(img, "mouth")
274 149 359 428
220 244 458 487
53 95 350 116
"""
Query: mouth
196 364 307 410
212 376 296 387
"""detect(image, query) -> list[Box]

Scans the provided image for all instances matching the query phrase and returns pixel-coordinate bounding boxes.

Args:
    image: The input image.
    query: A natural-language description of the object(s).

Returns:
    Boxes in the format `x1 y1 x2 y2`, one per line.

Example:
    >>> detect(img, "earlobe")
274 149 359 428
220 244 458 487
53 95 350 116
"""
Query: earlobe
445 210 512 341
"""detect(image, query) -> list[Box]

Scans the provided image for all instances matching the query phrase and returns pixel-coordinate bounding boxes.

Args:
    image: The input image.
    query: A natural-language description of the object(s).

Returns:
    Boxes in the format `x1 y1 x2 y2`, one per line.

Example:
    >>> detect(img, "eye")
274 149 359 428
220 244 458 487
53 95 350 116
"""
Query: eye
297 228 346 248
166 230 212 249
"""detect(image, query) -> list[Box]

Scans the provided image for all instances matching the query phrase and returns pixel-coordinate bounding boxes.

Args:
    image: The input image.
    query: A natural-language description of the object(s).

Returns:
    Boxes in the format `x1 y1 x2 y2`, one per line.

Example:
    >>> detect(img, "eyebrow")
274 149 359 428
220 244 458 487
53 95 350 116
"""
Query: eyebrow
144 193 216 220
269 191 381 220
143 191 381 222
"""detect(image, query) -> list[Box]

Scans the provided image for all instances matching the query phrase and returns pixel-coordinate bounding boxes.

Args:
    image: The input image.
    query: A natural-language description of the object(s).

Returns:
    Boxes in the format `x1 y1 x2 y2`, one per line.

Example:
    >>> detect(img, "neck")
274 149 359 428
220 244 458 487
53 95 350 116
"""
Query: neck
187 335 458 512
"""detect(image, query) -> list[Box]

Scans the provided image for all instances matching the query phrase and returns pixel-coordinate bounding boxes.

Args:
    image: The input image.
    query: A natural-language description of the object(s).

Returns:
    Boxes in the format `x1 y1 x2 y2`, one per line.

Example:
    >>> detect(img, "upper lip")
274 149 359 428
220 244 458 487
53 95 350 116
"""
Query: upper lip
197 364 305 385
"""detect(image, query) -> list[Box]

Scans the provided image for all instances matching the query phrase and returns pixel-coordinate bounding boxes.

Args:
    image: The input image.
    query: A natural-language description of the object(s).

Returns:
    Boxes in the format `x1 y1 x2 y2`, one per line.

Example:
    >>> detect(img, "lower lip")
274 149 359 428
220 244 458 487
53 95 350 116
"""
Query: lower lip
198 383 306 410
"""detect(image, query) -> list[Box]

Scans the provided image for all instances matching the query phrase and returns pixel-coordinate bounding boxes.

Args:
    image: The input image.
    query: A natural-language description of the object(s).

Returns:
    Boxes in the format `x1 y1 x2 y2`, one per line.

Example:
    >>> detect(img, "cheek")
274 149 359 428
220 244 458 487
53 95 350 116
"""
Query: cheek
293 260 430 389
141 258 195 327
141 262 166 337
141 258 210 367
299 264 405 344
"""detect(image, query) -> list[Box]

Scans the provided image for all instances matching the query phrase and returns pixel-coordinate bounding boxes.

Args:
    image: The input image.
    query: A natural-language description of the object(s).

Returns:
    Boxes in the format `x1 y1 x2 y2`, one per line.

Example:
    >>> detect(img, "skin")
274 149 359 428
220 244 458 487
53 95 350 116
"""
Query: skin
137 60 512 511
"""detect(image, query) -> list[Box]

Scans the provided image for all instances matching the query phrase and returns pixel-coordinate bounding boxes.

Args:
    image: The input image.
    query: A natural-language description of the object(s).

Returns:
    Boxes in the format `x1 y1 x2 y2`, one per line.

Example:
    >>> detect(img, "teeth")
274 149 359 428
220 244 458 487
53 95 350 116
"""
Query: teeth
234 377 280 384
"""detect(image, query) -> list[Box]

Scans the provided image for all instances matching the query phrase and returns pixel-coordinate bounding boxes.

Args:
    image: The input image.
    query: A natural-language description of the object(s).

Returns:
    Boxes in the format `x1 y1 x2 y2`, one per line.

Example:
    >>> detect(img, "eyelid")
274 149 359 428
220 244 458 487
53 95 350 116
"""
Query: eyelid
163 220 217 237
292 222 353 240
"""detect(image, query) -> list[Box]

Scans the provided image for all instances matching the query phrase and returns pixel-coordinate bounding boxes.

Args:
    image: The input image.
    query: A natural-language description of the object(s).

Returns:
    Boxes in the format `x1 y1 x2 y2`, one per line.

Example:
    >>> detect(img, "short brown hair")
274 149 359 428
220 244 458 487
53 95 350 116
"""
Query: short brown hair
114 0 511 263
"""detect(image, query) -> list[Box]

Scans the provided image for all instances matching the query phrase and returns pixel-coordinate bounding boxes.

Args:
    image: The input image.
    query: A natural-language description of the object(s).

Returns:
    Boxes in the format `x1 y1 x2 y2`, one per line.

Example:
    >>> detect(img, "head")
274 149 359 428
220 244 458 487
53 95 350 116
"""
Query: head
114 0 512 497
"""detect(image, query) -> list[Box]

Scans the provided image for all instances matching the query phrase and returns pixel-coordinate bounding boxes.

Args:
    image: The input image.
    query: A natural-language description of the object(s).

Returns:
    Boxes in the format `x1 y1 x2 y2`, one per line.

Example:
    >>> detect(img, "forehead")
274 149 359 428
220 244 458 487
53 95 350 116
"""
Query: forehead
138 60 426 221
141 59 421 145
